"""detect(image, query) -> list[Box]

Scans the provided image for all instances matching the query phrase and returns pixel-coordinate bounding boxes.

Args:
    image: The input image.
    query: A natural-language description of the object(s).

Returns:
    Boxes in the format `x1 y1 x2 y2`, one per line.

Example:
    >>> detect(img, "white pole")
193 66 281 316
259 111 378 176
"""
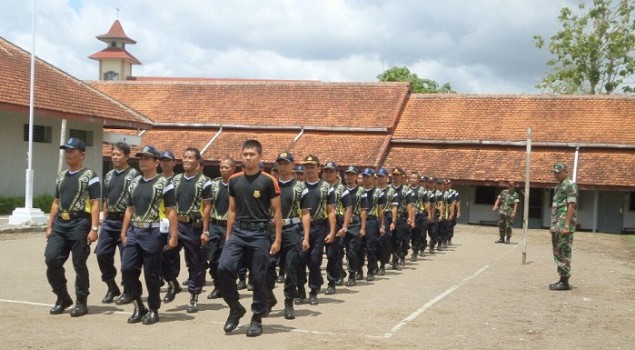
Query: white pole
522 128 531 265
25 0 37 210
58 119 67 173
572 145 579 182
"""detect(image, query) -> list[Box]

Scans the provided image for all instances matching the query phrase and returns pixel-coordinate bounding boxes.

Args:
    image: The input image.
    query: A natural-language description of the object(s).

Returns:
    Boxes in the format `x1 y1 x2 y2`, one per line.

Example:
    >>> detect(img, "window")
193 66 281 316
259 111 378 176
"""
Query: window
23 124 52 143
69 129 94 147
104 71 119 80
630 193 635 211
475 186 496 205
528 189 542 219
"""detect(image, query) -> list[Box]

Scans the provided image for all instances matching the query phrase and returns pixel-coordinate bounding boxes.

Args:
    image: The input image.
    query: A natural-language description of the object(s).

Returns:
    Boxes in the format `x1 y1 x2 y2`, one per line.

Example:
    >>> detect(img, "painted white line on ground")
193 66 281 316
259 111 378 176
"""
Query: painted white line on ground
0 298 132 315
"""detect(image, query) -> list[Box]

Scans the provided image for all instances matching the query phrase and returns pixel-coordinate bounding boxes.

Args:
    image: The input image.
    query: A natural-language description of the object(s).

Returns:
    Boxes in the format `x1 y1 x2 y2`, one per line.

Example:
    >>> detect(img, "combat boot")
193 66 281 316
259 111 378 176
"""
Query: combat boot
246 313 263 337
142 309 159 325
224 302 246 332
505 236 511 244
102 280 121 304
550 276 571 291
283 298 295 320
186 293 198 313
163 279 181 303
207 281 221 299
115 291 132 305
49 291 73 315
264 289 277 317
70 294 88 317
495 236 505 244
127 297 148 324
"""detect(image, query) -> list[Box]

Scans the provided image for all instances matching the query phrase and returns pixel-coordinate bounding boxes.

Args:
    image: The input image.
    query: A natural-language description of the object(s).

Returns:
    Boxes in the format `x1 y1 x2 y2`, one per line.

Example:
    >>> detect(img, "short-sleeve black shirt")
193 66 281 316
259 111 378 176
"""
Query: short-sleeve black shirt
172 173 212 216
228 171 280 223
300 180 335 221
127 175 176 223
55 168 101 214
103 167 139 214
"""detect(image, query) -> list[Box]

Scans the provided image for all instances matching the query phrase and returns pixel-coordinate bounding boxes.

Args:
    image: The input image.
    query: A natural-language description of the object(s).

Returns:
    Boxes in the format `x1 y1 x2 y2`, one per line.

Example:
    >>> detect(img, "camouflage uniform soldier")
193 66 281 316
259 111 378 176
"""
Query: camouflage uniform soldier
492 181 519 244
548 162 578 291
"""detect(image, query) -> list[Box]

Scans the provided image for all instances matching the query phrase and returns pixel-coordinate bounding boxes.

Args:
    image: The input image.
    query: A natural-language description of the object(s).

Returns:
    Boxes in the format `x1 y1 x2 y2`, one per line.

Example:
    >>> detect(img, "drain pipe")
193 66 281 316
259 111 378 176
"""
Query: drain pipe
572 145 580 182
293 127 305 143
202 127 223 154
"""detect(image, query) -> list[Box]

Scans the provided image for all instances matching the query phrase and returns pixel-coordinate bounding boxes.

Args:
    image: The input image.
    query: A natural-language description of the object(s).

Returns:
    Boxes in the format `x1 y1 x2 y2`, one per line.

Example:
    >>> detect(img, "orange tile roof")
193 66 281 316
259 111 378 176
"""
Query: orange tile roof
385 145 635 190
88 47 141 64
394 94 635 144
96 20 136 44
90 80 410 129
0 37 151 129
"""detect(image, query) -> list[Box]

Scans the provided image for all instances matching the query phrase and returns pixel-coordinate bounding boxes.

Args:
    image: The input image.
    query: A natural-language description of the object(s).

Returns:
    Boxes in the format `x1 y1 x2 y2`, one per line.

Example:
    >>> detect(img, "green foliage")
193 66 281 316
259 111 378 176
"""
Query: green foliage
534 0 635 94
377 66 455 93
0 194 54 215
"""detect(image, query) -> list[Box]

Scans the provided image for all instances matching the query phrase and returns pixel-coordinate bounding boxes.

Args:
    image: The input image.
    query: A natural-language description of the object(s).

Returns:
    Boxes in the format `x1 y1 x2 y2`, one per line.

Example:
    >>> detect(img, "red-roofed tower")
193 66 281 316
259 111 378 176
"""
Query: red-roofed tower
89 20 141 80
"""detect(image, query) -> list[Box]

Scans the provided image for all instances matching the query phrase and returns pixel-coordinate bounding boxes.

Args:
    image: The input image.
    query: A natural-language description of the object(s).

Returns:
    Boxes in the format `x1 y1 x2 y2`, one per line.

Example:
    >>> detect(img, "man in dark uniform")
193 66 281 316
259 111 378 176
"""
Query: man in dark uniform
171 147 212 313
388 167 411 270
340 166 369 287
206 156 236 299
158 150 184 302
320 160 346 293
361 168 385 281
96 142 138 305
439 179 456 250
407 172 432 261
376 168 393 275
425 177 441 254
217 139 282 337
120 145 179 325
45 138 101 317
447 180 461 246
299 156 337 302
273 151 309 319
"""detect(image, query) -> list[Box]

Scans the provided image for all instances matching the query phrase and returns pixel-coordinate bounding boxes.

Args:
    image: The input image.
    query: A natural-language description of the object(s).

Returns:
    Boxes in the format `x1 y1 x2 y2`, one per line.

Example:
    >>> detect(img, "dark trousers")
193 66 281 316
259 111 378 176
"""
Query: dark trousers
427 218 439 247
178 222 206 295
161 232 181 282
391 218 409 262
121 226 164 310
411 214 428 253
450 218 457 240
95 219 124 283
207 223 226 286
438 219 451 243
45 217 91 297
365 218 380 273
335 216 345 278
299 222 328 291
379 216 392 265
218 226 271 315
345 224 362 276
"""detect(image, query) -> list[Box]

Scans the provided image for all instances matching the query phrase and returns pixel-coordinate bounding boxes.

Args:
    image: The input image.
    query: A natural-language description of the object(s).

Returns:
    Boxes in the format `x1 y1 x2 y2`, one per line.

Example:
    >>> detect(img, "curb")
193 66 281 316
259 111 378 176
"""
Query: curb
0 226 47 234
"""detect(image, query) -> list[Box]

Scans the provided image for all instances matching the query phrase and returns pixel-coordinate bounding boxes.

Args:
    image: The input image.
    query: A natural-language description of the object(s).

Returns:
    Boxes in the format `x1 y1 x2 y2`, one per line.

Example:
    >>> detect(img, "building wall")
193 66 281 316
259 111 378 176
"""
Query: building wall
624 192 635 230
0 111 103 198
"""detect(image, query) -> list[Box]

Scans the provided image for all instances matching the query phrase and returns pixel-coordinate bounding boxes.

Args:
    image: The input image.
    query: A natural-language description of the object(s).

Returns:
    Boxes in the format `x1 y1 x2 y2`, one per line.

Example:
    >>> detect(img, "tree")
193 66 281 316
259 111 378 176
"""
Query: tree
377 66 455 93
534 0 635 94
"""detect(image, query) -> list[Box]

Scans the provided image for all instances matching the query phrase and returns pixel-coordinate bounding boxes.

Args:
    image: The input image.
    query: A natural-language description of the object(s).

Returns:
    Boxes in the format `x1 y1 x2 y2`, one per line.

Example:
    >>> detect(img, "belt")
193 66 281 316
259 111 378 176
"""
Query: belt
237 221 268 231
282 217 302 227
176 214 202 223
211 218 227 226
131 222 160 229
57 211 88 221
367 215 378 220
106 212 125 221
310 219 327 227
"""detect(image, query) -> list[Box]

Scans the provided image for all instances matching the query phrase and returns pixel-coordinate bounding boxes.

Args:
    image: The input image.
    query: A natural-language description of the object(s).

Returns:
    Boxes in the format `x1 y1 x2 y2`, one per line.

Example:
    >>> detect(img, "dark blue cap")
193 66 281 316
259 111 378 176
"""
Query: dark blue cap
420 175 429 182
276 151 294 163
135 145 161 159
323 161 337 170
294 165 305 173
361 168 375 177
344 166 358 174
159 150 175 160
376 168 388 177
60 138 86 151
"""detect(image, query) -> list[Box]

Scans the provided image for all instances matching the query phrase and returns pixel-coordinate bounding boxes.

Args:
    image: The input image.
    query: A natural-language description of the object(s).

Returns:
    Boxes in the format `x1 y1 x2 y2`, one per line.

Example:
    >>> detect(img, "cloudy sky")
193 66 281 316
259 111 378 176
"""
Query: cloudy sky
1 0 583 93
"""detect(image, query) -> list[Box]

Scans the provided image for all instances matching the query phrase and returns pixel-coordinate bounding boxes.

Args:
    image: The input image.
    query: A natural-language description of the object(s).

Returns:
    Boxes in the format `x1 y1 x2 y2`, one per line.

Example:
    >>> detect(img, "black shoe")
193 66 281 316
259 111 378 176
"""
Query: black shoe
437 243 443 251
549 277 571 291
115 292 132 305
163 280 181 303
377 267 385 276
283 299 295 320
127 298 148 324
294 288 306 305
224 304 246 333
182 278 189 286
276 275 285 284
346 278 356 287
247 283 254 292
49 293 73 315
246 317 263 337
207 288 221 299
142 309 159 325
399 259 405 267
429 246 435 254
355 271 363 281
187 294 198 313
236 280 247 290
366 273 376 282
410 253 418 262
70 295 88 317
495 238 505 244
102 280 121 304
505 237 511 244
324 284 336 295
264 291 277 317
309 291 318 305
335 277 344 286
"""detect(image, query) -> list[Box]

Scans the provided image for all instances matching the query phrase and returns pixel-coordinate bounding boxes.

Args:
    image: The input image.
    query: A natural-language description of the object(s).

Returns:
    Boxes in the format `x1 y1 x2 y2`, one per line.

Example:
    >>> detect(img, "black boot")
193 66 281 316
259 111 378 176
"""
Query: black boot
224 302 246 333
411 251 418 262
294 286 306 305
127 297 148 324
115 290 132 305
49 291 73 315
187 293 198 313
236 278 247 290
264 290 277 317
346 276 356 287
550 276 571 291
505 236 511 244
246 313 263 337
102 280 121 304
283 298 295 320
163 279 181 303
70 294 88 317
207 282 221 299
142 309 159 325
429 244 435 254
495 236 505 244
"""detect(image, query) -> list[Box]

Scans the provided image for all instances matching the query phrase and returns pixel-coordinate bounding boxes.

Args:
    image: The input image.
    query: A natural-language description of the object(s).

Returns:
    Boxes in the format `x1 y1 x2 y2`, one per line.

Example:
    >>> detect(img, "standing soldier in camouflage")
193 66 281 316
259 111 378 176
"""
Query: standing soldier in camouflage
96 142 138 305
548 163 578 291
171 147 212 313
492 181 519 244
206 157 235 300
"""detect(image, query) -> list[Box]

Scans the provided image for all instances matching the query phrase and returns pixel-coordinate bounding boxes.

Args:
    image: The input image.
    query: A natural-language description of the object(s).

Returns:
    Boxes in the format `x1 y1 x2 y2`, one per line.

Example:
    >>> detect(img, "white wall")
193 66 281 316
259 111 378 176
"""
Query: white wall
0 111 103 198
576 190 595 230
466 186 499 224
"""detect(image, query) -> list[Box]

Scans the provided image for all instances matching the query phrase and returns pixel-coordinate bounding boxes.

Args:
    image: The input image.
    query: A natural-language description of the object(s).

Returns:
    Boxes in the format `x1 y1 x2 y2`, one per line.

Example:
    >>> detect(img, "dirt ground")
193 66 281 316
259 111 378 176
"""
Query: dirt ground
0 224 633 350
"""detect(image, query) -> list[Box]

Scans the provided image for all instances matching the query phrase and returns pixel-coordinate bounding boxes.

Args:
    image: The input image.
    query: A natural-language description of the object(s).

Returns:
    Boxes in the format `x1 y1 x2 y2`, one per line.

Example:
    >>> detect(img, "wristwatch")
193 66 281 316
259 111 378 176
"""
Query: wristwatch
91 226 99 232
342 227 348 233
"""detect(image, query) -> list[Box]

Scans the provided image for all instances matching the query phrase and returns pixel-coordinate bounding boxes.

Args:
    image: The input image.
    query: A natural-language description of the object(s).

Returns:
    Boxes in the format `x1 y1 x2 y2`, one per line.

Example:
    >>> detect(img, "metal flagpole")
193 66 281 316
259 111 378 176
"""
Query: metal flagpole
522 128 532 264
25 0 37 210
